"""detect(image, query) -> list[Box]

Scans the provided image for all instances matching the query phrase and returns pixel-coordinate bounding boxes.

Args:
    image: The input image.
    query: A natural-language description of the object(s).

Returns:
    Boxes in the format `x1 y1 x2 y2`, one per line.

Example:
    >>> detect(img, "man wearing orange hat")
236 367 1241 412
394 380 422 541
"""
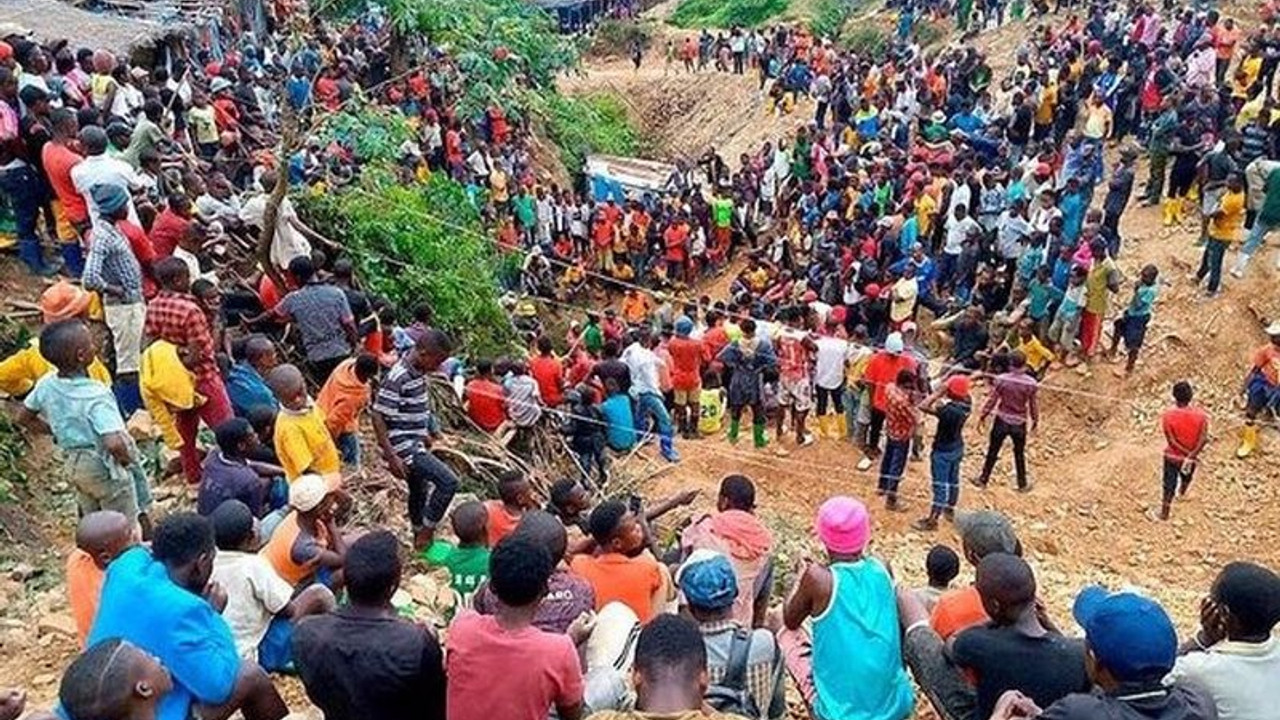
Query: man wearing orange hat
0 282 110 397
913 375 973 531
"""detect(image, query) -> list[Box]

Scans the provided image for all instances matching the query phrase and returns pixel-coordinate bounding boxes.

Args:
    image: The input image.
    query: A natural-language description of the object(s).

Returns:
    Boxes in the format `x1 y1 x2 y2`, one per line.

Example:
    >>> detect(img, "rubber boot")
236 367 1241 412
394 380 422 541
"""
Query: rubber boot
728 418 741 445
1237 424 1259 458
60 242 84 278
1162 198 1176 227
752 421 767 449
17 239 57 277
1231 251 1252 279
659 433 681 462
1175 197 1187 224
835 414 848 438
816 414 832 439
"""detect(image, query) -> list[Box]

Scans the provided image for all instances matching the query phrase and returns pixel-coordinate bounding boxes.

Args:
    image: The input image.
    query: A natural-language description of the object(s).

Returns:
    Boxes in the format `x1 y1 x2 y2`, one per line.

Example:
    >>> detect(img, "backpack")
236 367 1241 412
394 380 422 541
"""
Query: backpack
704 628 761 719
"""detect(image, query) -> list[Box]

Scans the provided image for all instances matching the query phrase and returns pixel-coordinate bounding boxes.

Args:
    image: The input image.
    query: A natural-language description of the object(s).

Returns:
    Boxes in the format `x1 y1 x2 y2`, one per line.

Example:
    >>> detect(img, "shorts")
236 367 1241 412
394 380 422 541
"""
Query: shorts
50 200 82 243
103 301 146 374
778 375 813 412
673 385 701 405
63 448 140 521
1114 313 1150 351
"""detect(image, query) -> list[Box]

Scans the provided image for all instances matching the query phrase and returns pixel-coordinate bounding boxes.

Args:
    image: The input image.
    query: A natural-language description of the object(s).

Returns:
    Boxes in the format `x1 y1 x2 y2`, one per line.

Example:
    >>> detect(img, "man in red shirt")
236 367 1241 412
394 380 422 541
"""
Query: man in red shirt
528 336 565 408
40 108 87 274
667 316 704 438
145 257 233 482
1159 381 1209 520
464 358 507 433
148 194 193 258
591 213 616 273
880 369 919 511
857 332 917 470
663 217 689 284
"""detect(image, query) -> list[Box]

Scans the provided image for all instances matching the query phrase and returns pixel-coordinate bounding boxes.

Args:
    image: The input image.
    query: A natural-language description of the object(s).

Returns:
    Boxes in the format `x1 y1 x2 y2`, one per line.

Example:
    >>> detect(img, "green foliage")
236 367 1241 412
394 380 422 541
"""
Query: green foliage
590 19 655 58
809 0 851 41
668 0 790 29
318 102 414 165
386 0 579 120
914 18 946 47
841 23 889 57
299 173 517 356
534 92 641 174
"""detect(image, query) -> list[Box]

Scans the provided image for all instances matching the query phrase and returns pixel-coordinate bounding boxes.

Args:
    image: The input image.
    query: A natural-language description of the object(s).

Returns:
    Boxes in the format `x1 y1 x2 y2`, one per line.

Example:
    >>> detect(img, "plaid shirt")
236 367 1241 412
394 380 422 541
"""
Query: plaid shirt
700 620 786 719
82 221 144 304
145 291 217 384
884 384 918 442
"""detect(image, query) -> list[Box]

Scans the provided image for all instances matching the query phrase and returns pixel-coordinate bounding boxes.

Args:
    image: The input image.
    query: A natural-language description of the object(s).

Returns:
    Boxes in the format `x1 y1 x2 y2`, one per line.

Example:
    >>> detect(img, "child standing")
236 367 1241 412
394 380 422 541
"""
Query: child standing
1046 265 1088 366
315 353 379 470
267 364 342 489
698 370 726 437
19 320 151 534
1108 264 1159 377
562 388 608 486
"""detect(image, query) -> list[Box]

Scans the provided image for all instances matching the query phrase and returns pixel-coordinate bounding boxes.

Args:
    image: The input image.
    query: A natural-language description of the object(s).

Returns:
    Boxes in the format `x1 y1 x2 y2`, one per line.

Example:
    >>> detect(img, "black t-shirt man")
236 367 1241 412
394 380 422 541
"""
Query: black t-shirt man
932 399 972 453
951 625 1090 719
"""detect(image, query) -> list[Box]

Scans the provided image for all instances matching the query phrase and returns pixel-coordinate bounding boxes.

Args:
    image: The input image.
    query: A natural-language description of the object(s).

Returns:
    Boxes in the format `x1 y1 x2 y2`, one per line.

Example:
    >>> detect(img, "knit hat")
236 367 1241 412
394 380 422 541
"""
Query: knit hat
90 184 129 216
675 315 694 337
884 332 904 354
290 474 329 512
815 496 871 555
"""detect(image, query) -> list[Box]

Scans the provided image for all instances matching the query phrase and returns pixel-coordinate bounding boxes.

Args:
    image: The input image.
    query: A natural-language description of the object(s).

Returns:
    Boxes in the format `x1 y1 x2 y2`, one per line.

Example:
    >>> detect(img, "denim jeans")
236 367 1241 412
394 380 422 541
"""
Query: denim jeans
1195 239 1228 293
633 391 674 441
879 438 910 496
406 449 460 529
0 164 42 247
842 385 861 442
930 444 963 511
336 431 360 468
1241 218 1274 256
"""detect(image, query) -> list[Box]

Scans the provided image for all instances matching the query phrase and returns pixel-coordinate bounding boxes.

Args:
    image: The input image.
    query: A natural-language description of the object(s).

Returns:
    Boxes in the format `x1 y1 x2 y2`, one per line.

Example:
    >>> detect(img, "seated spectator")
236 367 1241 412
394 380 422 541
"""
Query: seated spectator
1169 561 1280 719
261 474 347 589
66 510 136 646
198 418 286 519
464 358 507 433
587 613 745 720
484 470 536 547
266 364 341 487
225 335 279 419
57 638 173 720
570 499 666 623
931 510 1020 640
422 500 491 609
88 513 288 720
781 496 914 720
680 474 775 628
294 531 446 720
529 336 566 407
950 553 1088 719
209 500 335 668
315 353 378 469
1029 587 1216 719
0 282 110 397
678 551 785 719
913 545 960 614
475 510 595 635
447 536 587 720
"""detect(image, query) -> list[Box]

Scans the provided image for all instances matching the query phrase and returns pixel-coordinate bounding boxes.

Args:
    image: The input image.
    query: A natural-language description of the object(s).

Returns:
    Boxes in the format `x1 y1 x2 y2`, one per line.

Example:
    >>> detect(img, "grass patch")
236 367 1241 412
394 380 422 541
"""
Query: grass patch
668 0 791 29
536 92 642 174
589 18 656 58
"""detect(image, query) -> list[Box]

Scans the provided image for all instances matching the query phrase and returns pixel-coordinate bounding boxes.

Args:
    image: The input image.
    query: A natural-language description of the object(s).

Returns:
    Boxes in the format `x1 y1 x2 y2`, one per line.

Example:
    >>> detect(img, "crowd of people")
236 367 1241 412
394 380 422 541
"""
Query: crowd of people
0 0 1279 717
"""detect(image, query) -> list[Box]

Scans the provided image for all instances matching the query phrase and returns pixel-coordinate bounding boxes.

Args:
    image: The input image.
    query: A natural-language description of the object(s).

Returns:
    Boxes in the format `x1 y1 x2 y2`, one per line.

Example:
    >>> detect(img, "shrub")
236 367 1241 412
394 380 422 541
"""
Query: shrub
590 19 655 58
809 0 851 41
841 23 889 58
534 92 641 174
668 0 790 29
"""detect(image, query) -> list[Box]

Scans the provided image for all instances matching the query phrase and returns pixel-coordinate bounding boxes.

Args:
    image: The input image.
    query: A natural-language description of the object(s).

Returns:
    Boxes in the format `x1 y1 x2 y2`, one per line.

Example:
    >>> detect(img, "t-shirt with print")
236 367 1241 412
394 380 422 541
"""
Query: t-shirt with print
422 541 490 608
951 625 1090 720
473 568 596 635
211 550 294 661
446 612 583 720
775 329 810 382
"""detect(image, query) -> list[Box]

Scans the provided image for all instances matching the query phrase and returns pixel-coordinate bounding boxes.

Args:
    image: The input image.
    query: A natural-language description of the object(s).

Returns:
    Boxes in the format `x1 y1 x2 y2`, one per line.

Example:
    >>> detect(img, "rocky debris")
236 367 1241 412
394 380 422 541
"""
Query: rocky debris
37 613 77 639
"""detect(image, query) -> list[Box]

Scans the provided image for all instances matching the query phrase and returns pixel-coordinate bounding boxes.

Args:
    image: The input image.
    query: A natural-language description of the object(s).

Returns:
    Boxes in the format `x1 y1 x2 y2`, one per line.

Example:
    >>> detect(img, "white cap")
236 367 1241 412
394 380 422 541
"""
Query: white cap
290 474 329 512
885 332 905 354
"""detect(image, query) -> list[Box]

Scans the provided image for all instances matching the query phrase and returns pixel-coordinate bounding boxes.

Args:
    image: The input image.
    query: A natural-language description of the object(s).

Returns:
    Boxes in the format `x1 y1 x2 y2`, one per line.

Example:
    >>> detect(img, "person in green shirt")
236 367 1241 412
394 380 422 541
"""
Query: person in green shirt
1142 100 1178 205
581 313 604 355
422 500 491 609
512 187 537 244
710 192 734 268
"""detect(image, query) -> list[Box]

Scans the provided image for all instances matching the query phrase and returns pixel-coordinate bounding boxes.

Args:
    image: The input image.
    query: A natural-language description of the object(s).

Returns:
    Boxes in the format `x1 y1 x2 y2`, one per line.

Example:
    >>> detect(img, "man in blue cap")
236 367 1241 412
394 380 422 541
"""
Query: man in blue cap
1030 586 1217 720
678 550 784 720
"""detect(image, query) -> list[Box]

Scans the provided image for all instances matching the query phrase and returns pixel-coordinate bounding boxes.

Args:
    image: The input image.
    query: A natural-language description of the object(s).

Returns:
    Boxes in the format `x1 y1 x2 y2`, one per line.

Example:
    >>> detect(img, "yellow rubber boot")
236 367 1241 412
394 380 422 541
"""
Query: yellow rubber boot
1162 199 1176 227
816 414 833 440
834 414 848 439
1237 424 1259 458
1176 197 1188 224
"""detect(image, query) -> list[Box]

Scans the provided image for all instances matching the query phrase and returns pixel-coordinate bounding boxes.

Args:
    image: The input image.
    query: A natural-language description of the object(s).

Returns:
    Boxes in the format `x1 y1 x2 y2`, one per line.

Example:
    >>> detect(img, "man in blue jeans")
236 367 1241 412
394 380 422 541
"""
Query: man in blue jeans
913 375 972 531
372 329 460 549
879 369 919 511
622 330 680 462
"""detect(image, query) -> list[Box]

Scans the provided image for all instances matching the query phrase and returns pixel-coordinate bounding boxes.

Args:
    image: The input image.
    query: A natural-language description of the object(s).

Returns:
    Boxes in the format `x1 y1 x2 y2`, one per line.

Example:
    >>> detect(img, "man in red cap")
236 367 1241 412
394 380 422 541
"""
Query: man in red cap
913 375 973 531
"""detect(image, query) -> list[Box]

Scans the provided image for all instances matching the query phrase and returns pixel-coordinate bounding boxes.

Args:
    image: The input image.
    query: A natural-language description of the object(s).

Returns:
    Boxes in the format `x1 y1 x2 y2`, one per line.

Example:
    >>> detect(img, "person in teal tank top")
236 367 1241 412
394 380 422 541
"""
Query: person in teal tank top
781 496 914 720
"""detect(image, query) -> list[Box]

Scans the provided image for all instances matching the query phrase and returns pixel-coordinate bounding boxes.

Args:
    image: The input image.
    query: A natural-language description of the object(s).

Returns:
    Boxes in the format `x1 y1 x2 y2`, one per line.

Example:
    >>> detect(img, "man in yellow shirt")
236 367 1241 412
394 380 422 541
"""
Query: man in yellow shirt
1194 174 1246 297
266 363 342 489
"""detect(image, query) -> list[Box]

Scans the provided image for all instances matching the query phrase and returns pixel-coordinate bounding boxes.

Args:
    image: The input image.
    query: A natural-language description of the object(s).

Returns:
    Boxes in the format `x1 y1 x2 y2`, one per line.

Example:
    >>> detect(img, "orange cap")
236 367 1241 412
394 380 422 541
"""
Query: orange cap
40 281 92 323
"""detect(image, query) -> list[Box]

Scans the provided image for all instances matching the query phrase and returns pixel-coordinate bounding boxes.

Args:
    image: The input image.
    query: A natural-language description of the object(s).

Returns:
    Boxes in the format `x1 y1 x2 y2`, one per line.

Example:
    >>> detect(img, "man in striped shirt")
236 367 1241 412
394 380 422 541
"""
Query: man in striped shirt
371 328 459 549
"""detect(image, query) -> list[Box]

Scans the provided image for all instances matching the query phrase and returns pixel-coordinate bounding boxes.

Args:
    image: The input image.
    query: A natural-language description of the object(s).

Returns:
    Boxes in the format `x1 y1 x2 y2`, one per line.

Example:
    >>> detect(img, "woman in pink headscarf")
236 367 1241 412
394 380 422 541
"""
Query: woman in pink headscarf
680 474 774 627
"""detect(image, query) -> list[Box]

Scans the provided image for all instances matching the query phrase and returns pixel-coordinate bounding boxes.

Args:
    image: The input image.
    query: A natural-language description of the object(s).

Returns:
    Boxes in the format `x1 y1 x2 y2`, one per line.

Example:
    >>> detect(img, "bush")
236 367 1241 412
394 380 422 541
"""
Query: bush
590 19 655 57
809 0 852 41
535 92 641 174
299 173 517 357
915 18 947 47
668 0 790 29
840 23 889 58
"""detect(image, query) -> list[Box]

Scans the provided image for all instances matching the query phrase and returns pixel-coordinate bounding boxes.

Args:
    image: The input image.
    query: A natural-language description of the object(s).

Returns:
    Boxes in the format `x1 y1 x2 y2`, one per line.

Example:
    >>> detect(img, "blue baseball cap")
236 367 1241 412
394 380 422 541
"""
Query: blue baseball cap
677 550 738 611
1072 586 1177 682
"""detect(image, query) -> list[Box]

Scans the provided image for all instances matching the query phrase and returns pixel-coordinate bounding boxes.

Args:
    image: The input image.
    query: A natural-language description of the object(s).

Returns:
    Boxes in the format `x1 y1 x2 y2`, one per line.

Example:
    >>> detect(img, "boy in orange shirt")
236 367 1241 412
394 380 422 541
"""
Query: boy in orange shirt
483 471 537 547
66 510 137 646
315 353 379 470
569 499 667 622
